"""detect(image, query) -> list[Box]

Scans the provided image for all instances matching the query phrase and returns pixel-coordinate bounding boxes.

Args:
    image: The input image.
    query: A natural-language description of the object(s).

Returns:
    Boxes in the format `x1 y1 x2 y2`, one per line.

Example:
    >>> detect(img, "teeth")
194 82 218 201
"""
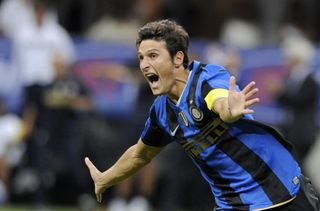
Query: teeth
145 74 156 79
145 73 158 83
145 73 156 77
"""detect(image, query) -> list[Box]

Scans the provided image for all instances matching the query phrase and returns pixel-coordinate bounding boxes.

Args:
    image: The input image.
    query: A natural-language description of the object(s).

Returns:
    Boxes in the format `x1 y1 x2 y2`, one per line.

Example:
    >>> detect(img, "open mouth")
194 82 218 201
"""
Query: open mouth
146 74 159 84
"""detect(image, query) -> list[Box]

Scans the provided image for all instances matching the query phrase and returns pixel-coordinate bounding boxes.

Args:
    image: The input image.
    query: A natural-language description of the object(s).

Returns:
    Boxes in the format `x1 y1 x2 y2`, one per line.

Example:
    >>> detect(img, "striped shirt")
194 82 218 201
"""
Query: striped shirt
141 60 301 210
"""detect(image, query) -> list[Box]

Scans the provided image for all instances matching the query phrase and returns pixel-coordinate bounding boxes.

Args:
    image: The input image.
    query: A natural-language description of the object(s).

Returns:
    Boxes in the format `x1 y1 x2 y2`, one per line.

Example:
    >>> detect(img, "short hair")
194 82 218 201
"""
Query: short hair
136 19 190 68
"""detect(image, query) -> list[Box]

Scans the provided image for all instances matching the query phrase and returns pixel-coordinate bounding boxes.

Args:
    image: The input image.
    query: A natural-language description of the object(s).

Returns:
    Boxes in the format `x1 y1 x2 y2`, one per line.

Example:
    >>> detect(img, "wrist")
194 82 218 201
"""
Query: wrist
220 107 241 123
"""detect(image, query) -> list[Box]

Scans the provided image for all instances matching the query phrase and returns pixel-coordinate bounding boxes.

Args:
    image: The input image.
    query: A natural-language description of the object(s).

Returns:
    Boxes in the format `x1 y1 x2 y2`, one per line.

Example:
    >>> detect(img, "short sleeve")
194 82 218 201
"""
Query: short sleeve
203 68 232 94
201 68 232 109
140 106 171 147
200 67 254 120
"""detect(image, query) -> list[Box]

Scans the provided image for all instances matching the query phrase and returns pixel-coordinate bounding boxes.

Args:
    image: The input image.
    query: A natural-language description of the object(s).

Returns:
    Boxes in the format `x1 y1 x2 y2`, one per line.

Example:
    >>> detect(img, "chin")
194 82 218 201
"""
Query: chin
151 89 165 96
151 91 163 96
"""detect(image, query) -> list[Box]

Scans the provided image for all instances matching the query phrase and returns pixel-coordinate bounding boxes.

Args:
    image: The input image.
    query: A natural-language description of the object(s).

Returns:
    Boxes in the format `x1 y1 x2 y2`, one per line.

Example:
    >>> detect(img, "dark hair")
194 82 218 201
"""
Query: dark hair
136 19 189 68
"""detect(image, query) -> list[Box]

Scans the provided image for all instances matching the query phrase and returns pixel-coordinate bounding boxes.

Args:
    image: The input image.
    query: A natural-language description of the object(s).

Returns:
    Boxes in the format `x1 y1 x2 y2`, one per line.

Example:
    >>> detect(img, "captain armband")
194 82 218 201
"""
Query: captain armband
204 88 229 111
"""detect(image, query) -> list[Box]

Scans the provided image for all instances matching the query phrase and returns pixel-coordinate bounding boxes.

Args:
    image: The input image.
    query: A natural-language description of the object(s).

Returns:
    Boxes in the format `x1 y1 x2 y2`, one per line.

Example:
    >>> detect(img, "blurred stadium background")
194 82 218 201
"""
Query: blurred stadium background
0 0 320 210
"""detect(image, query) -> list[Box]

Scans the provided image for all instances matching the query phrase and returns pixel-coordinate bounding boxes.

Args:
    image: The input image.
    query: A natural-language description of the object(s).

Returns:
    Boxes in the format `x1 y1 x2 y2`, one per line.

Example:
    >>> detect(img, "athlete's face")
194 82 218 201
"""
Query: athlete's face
138 40 176 96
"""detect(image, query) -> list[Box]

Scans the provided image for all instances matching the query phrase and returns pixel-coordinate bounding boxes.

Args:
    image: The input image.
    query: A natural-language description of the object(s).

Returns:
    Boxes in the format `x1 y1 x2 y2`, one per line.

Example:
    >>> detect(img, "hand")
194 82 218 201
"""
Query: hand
228 76 259 120
84 157 107 203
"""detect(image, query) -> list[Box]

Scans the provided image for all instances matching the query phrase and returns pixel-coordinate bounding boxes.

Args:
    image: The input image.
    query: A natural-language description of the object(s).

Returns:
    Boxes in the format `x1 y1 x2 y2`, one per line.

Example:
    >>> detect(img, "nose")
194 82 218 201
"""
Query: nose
140 58 150 73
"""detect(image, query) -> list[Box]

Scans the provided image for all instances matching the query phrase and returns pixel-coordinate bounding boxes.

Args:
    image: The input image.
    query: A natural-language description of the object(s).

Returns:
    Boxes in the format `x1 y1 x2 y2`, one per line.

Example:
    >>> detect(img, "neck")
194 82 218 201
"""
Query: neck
168 68 190 102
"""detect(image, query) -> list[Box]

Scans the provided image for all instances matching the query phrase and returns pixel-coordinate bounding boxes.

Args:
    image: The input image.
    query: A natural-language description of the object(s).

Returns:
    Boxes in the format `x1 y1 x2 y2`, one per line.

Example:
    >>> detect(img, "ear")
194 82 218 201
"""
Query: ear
173 51 184 68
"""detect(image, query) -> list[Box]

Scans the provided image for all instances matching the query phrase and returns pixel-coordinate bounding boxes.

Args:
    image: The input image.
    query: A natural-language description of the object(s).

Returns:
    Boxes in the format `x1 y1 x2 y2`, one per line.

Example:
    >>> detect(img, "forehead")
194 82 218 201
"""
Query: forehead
138 40 167 54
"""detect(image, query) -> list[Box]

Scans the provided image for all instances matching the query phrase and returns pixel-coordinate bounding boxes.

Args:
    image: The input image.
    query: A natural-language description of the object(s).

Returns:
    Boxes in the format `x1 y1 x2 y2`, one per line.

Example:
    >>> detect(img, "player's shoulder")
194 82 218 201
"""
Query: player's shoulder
189 60 228 77
201 63 227 75
150 95 167 110
192 63 229 84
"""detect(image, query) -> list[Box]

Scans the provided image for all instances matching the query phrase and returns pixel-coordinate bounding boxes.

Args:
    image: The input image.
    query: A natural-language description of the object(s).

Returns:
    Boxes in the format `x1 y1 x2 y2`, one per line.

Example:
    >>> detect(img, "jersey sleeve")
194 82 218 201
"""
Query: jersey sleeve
200 67 254 119
140 106 171 147
201 68 232 110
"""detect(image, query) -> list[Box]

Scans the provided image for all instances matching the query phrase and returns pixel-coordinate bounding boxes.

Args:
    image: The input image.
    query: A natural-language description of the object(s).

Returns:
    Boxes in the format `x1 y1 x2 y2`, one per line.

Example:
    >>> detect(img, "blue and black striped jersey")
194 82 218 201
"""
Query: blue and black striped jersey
141 60 301 211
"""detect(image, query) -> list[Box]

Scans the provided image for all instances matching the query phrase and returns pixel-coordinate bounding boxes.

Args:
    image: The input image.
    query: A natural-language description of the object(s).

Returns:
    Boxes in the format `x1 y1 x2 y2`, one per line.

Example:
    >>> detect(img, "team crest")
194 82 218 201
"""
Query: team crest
189 105 203 122
179 111 189 127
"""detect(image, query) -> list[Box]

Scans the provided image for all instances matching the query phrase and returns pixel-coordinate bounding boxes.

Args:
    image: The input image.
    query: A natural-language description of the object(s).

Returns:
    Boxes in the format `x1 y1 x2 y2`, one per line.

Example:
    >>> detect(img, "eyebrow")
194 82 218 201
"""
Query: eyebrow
138 48 160 55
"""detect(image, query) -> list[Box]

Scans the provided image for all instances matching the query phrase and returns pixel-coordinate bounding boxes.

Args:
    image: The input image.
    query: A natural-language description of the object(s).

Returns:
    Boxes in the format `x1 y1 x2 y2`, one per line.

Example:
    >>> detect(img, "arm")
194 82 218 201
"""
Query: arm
85 139 163 202
213 76 260 123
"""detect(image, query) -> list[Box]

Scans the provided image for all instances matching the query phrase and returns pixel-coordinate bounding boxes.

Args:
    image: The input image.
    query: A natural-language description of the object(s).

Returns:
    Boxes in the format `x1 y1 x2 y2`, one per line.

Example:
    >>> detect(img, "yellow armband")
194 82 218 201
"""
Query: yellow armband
204 88 229 111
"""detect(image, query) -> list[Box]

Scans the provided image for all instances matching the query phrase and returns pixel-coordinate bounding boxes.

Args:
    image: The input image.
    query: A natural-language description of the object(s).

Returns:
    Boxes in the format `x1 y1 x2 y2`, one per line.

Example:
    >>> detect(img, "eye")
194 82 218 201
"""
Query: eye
138 55 143 61
150 53 157 59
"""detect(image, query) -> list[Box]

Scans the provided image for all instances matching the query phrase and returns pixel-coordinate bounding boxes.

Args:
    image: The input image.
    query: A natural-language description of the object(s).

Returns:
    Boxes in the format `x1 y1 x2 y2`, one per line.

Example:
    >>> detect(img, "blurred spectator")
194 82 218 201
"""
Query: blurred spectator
256 0 289 44
9 0 75 140
86 0 165 44
86 0 140 44
220 19 261 49
273 36 318 164
0 0 57 37
3 0 77 206
0 0 33 37
0 99 25 205
257 0 317 44
24 52 92 206
279 0 316 42
133 0 165 24
11 0 74 91
219 0 261 49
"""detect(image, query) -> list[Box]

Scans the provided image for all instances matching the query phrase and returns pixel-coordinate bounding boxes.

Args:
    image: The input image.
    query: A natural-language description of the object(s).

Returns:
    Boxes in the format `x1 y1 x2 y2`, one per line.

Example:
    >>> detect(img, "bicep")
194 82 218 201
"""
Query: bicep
134 139 163 162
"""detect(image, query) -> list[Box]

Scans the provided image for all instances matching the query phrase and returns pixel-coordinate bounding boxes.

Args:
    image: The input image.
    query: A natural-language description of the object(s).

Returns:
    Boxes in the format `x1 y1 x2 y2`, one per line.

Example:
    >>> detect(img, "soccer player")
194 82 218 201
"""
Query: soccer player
85 19 320 211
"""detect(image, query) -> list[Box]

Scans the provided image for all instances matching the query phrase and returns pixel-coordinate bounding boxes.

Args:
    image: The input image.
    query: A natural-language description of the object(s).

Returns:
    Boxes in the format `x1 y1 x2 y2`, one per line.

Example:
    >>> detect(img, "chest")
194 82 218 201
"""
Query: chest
160 100 229 158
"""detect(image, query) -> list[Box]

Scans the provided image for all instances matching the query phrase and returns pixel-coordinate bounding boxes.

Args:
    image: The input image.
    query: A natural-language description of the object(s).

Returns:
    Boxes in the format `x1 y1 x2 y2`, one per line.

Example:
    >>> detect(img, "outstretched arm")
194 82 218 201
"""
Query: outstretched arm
85 139 163 202
213 76 259 123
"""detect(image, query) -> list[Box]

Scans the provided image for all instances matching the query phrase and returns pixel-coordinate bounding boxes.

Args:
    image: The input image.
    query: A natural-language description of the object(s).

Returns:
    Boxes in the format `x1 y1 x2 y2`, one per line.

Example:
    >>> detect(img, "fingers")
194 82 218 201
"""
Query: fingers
242 109 254 114
245 98 260 107
230 77 258 97
85 157 94 170
85 157 103 202
242 81 256 94
96 193 102 203
245 88 259 100
229 76 236 92
85 157 99 178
